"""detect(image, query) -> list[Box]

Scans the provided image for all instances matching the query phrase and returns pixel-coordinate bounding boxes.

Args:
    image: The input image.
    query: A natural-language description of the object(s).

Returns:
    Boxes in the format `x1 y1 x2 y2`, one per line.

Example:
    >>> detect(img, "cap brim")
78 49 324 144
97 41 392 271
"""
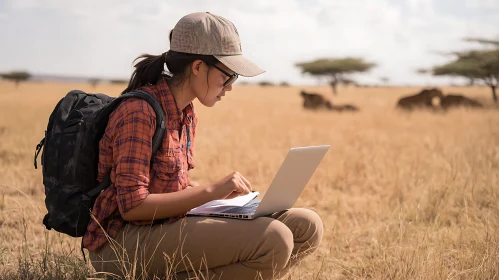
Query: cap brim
214 55 265 77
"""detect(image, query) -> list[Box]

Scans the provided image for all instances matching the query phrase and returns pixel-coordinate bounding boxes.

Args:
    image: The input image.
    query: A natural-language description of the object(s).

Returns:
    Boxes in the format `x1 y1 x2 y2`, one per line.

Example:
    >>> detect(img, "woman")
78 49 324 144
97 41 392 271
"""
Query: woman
84 12 324 280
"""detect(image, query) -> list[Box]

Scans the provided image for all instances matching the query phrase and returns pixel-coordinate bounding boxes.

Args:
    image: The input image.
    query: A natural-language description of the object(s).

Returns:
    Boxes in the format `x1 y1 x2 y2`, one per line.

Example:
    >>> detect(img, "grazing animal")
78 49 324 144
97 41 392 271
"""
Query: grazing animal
300 90 359 112
300 90 333 110
396 88 444 110
440 94 483 110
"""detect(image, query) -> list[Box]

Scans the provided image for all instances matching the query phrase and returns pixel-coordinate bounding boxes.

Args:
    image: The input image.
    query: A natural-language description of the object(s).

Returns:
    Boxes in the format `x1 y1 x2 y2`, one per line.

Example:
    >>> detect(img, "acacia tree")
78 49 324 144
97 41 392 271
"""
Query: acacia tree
379 76 390 86
88 78 100 89
432 38 499 103
295 57 376 95
0 71 31 88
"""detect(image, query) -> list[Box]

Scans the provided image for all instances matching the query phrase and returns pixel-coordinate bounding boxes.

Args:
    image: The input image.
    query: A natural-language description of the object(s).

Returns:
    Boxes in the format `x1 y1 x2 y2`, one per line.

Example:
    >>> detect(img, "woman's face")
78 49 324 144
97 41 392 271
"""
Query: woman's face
191 61 235 107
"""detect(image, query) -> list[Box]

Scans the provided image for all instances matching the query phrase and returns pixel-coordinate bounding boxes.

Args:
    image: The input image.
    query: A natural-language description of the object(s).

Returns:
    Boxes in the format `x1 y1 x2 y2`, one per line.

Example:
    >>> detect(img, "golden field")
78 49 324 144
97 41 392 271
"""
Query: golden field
0 81 498 279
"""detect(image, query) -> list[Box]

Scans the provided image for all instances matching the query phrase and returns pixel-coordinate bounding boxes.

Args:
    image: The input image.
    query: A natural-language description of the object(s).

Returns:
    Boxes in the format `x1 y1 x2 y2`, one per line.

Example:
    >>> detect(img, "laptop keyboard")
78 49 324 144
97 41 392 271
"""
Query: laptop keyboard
221 201 260 214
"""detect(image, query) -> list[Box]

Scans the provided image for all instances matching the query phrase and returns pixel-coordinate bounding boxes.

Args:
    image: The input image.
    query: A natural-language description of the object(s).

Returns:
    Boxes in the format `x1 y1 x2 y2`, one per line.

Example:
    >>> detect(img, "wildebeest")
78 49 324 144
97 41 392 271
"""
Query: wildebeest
396 88 444 110
440 94 483 110
300 90 359 112
300 90 332 110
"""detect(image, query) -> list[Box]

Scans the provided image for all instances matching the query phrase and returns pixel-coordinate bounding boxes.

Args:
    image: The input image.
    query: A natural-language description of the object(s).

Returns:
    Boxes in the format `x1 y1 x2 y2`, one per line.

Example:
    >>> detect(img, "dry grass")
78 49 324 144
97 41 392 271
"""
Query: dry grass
0 80 498 279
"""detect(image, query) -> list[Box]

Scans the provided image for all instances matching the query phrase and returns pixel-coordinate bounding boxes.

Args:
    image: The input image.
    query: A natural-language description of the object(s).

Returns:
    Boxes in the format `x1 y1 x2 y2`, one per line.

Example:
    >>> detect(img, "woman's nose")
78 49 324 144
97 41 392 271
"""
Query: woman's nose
224 84 233 91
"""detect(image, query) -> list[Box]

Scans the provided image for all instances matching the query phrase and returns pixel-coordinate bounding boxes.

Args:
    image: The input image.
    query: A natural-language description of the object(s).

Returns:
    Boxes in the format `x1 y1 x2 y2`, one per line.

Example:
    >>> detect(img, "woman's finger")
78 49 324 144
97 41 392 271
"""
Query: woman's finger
239 174 252 192
237 177 250 195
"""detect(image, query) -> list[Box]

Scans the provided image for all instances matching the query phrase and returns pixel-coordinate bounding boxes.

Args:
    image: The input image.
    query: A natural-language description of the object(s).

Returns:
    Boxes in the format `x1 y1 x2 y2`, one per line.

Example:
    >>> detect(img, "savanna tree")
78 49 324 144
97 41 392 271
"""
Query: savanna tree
379 76 390 86
88 78 100 89
0 71 31 88
295 57 376 95
432 38 499 103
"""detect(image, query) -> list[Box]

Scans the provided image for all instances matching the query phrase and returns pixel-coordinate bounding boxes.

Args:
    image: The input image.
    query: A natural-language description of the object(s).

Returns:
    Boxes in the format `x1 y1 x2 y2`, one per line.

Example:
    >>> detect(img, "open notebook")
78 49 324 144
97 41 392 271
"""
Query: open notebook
188 191 259 214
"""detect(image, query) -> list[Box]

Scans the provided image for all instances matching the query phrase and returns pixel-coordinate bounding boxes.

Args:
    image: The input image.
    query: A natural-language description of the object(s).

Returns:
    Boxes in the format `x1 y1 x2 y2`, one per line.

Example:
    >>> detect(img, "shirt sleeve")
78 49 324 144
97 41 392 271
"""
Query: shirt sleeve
113 106 156 215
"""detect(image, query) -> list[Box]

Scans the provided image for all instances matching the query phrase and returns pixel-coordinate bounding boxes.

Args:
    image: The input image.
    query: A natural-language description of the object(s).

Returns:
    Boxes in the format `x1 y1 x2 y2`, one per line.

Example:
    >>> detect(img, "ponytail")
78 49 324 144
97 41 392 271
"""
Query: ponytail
122 53 167 94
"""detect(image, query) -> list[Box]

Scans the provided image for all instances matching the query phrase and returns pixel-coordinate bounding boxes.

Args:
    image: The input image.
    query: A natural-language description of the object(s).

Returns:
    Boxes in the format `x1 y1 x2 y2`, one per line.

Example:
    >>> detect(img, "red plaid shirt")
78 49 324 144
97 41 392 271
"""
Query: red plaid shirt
83 79 197 252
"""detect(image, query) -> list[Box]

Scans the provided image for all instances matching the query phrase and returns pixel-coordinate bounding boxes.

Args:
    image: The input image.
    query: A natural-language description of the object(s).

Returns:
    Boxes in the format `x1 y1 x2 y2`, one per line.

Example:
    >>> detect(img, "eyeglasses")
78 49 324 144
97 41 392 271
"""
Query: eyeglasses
211 64 239 87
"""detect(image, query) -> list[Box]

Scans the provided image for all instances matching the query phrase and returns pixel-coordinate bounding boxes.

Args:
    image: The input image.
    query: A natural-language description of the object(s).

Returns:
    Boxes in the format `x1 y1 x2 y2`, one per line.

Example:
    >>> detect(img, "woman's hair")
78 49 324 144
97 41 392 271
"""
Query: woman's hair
122 50 219 94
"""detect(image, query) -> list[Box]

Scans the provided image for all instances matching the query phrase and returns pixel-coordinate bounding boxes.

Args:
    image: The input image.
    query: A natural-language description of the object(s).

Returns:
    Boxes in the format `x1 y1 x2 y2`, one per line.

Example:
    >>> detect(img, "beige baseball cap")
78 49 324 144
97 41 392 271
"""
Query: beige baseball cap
169 12 265 77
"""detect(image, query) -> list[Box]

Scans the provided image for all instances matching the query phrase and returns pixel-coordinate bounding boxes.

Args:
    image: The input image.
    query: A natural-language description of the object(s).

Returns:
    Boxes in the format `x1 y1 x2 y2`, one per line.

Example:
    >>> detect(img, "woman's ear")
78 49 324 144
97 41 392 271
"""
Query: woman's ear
191 60 204 76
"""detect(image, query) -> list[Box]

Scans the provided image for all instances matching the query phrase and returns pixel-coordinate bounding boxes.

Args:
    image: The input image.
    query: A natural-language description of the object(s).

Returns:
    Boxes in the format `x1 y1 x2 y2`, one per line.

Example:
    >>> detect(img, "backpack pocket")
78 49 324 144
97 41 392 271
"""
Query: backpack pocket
62 110 84 133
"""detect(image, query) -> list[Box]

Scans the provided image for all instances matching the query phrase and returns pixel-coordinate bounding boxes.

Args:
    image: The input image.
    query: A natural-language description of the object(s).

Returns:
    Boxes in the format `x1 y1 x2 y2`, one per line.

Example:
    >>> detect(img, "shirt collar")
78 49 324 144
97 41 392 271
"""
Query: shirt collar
139 78 194 127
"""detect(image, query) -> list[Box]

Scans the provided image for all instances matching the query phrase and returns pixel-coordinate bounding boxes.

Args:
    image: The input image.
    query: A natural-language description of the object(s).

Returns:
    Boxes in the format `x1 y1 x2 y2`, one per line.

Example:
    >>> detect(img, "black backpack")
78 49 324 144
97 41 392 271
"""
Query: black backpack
34 90 165 238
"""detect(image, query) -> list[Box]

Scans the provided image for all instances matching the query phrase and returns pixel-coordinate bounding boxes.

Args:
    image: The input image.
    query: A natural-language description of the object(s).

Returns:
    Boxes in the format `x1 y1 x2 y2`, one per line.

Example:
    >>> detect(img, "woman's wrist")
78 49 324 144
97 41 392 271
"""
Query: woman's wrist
198 184 216 201
189 180 201 187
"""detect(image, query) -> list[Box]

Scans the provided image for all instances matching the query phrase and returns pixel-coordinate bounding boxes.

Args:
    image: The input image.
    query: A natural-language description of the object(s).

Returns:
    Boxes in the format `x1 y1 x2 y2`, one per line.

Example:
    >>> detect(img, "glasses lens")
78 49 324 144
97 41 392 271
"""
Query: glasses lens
224 75 238 87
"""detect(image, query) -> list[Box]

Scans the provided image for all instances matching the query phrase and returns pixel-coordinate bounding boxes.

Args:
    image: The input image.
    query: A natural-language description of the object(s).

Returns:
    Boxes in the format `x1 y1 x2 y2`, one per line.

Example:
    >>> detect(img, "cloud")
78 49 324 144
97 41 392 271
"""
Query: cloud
465 0 499 9
0 0 497 85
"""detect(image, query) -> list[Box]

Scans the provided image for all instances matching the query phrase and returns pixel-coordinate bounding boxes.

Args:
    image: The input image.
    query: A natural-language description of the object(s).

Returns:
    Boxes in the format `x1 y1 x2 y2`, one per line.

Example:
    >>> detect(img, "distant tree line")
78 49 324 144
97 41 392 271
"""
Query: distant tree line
237 81 291 87
3 36 497 101
0 70 130 89
293 37 498 101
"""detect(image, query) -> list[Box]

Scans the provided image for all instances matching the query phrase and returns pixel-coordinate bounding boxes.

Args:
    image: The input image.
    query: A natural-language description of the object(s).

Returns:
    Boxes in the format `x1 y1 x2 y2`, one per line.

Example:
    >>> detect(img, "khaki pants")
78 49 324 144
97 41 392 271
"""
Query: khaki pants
89 208 323 280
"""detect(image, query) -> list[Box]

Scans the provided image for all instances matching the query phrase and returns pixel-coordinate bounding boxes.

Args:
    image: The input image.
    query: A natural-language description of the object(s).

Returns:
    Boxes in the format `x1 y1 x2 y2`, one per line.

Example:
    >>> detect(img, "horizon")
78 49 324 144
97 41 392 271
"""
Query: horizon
0 73 491 88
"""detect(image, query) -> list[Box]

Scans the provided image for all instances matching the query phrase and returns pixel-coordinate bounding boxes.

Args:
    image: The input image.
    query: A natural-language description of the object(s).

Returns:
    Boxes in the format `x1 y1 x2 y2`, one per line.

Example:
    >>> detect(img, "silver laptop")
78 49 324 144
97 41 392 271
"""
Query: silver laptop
187 145 330 219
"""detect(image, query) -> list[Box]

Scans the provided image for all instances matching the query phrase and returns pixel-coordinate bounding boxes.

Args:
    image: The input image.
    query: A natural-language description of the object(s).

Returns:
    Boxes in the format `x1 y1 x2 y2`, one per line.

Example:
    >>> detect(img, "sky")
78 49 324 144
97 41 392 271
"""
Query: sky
0 0 498 86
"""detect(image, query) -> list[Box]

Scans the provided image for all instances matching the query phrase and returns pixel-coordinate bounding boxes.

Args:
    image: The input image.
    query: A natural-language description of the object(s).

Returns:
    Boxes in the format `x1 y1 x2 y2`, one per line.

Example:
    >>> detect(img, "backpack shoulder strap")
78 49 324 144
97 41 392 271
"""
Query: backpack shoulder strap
85 90 166 198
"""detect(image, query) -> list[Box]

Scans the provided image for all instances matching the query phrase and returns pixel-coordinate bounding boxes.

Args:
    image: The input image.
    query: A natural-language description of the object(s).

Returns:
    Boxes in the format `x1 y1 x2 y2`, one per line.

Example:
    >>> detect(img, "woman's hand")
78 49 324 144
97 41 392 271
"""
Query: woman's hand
205 171 252 200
